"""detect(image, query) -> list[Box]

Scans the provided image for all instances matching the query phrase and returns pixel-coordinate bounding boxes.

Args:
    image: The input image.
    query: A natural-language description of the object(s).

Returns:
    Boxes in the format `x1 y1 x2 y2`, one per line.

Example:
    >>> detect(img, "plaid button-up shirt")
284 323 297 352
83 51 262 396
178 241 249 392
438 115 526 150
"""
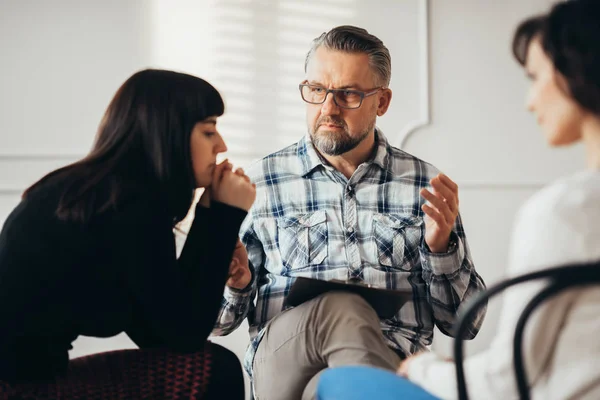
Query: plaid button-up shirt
213 130 486 377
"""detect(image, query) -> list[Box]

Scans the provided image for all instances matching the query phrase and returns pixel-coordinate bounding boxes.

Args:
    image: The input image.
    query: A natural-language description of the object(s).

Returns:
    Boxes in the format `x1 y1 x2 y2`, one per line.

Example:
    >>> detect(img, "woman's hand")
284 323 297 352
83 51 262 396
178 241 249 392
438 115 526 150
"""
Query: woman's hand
211 162 256 211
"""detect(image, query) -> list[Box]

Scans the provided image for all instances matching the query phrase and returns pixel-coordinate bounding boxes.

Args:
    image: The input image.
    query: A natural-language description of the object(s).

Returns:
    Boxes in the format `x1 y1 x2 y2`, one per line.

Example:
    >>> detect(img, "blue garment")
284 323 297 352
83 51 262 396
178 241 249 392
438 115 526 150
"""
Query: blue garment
317 366 441 400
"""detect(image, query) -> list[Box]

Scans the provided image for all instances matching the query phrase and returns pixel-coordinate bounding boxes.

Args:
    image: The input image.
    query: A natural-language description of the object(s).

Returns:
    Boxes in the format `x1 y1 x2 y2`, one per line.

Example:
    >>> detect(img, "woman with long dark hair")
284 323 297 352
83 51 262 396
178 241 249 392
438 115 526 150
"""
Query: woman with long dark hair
0 69 255 399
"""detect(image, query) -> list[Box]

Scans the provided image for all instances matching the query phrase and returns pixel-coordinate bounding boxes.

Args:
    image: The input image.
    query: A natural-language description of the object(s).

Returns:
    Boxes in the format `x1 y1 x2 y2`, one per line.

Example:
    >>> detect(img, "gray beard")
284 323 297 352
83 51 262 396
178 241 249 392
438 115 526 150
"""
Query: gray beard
309 123 374 156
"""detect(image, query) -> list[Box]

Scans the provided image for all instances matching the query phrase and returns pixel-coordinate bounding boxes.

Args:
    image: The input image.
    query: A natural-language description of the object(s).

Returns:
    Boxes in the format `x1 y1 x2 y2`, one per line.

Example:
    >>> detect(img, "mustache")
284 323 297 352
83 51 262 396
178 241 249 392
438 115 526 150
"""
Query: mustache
317 117 346 129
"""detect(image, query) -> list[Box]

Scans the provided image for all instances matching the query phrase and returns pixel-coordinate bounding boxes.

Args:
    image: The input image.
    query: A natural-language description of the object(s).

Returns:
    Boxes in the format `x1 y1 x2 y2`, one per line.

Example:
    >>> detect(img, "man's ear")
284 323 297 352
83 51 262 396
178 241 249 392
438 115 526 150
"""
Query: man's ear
377 88 392 116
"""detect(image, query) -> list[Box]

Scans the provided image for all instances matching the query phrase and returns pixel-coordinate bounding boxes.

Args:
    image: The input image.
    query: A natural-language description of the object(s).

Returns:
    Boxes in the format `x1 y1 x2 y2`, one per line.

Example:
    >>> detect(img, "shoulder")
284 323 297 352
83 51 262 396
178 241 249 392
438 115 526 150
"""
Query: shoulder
384 144 442 180
509 170 600 273
517 171 600 227
2 177 65 231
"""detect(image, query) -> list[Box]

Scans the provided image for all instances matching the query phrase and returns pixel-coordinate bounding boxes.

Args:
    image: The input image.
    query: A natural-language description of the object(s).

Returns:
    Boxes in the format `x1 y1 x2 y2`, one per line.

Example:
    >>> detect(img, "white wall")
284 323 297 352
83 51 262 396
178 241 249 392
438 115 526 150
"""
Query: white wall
0 0 581 394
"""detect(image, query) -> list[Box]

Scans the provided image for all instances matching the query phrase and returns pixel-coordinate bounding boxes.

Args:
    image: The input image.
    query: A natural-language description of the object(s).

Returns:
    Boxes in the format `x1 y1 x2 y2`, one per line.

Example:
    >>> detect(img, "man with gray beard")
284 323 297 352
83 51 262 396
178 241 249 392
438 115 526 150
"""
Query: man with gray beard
212 25 487 400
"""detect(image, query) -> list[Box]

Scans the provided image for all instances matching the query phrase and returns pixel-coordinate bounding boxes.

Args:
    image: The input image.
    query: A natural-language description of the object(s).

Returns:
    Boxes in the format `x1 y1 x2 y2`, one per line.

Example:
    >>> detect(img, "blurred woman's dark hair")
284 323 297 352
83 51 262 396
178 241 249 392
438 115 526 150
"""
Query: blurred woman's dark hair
23 69 225 224
512 0 600 116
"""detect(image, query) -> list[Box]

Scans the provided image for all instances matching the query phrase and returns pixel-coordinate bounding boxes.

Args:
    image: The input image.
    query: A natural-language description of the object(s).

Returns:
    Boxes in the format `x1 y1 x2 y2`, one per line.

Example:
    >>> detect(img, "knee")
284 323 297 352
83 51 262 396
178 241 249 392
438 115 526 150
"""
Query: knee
315 292 378 322
318 291 371 310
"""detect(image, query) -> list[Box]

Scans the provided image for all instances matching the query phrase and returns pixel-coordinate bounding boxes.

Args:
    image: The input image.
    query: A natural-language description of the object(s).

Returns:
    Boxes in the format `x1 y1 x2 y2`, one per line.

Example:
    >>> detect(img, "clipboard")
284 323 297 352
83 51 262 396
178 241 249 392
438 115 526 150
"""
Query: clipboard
284 277 412 319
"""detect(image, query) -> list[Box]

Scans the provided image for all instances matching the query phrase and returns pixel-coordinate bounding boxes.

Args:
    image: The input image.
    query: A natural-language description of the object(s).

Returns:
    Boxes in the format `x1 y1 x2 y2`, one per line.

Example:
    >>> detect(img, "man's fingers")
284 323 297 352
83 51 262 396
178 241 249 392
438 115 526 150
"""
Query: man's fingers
228 264 239 277
420 189 453 224
422 204 447 226
438 173 458 192
430 178 458 212
228 266 245 281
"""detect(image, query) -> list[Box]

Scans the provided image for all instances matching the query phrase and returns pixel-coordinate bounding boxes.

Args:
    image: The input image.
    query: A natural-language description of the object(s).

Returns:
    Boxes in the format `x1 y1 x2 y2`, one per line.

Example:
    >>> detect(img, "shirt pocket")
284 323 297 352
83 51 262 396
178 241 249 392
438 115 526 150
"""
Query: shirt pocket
276 209 328 271
372 213 423 271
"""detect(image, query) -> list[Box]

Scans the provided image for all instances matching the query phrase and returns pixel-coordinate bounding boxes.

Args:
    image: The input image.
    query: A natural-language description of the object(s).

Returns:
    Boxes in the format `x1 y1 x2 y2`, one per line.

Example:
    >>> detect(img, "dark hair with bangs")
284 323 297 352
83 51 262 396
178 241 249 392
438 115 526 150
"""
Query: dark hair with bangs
512 0 600 116
23 69 225 224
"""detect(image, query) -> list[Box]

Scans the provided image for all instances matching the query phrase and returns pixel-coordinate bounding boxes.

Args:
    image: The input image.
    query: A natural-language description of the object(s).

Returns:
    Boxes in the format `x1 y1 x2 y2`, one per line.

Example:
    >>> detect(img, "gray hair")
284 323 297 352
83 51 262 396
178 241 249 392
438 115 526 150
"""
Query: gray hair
304 25 392 87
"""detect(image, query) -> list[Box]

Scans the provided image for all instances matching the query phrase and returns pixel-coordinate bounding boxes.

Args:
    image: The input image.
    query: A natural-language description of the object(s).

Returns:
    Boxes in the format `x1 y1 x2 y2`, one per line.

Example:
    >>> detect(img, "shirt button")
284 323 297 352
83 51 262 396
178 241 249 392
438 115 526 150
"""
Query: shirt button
347 226 354 233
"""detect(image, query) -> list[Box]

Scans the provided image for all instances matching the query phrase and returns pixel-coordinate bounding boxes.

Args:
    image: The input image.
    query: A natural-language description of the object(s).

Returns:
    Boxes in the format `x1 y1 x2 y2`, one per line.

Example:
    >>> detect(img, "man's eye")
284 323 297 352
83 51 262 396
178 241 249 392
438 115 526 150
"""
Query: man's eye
204 131 216 137
312 87 325 93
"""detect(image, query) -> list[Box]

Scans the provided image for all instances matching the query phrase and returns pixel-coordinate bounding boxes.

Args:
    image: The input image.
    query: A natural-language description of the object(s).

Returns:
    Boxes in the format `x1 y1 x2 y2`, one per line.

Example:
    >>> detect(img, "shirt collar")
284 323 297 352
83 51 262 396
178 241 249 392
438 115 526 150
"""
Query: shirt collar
298 127 392 177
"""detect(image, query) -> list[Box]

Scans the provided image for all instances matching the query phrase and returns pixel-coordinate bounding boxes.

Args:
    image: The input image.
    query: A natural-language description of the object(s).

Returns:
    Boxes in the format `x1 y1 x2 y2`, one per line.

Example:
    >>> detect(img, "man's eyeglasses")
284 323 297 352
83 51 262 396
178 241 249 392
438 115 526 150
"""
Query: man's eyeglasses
299 83 382 109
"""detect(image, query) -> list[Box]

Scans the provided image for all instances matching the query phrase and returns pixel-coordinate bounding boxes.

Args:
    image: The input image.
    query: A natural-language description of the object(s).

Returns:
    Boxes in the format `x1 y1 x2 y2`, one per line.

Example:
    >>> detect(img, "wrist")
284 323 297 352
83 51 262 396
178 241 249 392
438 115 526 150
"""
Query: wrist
425 233 457 254
428 243 448 253
226 280 253 293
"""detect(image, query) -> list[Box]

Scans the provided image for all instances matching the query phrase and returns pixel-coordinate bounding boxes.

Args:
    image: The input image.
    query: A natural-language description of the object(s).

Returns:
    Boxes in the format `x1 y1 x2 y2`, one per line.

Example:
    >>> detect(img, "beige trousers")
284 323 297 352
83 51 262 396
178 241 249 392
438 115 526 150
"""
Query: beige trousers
252 291 402 400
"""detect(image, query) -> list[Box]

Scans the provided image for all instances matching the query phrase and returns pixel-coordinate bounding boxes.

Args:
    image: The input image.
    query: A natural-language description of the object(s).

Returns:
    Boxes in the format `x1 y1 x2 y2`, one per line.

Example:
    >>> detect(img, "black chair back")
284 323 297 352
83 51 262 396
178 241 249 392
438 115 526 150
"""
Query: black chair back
453 261 600 400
